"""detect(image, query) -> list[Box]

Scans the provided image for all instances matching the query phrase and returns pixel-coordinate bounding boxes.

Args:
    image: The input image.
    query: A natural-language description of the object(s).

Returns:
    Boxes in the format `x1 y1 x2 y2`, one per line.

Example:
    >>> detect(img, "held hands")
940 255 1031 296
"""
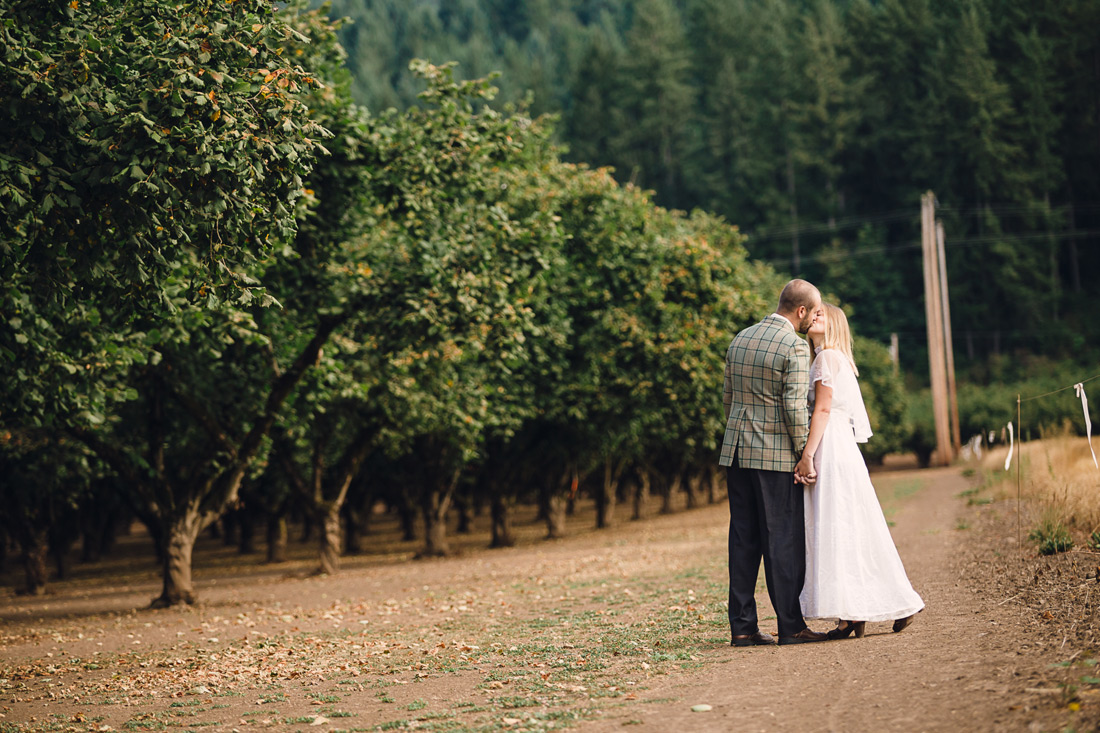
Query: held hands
794 453 816 485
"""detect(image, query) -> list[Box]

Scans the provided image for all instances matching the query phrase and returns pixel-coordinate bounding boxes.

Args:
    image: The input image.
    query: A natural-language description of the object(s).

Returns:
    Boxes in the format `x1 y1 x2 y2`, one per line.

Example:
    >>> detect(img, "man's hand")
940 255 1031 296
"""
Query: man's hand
794 453 816 485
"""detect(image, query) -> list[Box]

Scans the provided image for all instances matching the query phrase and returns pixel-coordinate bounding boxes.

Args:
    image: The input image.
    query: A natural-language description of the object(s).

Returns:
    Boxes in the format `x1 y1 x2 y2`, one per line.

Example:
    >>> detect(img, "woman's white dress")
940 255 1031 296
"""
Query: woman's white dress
800 348 925 622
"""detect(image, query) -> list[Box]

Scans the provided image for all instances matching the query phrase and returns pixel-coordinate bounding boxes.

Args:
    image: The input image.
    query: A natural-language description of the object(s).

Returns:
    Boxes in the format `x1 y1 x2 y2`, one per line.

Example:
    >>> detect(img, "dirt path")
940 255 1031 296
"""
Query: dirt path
584 465 1027 732
0 466 1079 731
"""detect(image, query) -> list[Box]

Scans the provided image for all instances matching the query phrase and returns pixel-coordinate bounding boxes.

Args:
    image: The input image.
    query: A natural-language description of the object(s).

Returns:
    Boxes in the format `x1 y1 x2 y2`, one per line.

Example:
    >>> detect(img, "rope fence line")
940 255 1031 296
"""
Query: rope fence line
994 374 1100 549
1020 372 1100 402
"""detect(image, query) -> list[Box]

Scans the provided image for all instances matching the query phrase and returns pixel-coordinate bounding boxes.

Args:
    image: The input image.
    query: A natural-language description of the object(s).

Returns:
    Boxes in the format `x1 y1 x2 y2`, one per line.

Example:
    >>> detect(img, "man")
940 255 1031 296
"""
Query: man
720 279 827 646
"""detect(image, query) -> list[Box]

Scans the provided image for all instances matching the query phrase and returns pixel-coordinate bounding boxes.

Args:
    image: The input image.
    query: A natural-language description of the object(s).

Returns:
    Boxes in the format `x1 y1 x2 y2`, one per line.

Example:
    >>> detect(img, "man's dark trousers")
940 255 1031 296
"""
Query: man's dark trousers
727 458 807 638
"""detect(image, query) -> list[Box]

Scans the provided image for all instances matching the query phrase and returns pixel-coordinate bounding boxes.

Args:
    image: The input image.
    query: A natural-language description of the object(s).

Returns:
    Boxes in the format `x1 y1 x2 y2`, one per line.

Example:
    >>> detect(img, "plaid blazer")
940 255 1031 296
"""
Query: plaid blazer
719 313 811 471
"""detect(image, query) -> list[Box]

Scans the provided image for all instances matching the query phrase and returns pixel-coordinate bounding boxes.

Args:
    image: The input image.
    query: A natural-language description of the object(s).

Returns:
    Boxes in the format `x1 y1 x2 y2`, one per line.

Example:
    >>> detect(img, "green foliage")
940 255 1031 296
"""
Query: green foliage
853 335 910 463
0 0 333 427
959 360 1095 442
1029 514 1074 555
904 355 1097 469
356 61 569 465
322 0 1100 372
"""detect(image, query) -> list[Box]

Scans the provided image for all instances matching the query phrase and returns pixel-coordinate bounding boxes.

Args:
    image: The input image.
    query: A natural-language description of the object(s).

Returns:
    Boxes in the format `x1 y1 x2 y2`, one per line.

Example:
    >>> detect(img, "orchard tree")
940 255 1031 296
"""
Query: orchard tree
354 62 569 557
0 0 370 606
0 433 92 595
0 0 332 429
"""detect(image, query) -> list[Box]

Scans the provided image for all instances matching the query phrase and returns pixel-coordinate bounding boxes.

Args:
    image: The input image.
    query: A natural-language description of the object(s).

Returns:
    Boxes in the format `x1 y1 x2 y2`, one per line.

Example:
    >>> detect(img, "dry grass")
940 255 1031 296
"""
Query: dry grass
978 434 1100 532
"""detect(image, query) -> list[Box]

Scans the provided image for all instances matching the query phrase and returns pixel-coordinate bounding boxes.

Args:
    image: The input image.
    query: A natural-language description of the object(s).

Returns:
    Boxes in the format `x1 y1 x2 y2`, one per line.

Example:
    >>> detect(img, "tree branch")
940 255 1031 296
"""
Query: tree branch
330 426 376 509
160 374 240 459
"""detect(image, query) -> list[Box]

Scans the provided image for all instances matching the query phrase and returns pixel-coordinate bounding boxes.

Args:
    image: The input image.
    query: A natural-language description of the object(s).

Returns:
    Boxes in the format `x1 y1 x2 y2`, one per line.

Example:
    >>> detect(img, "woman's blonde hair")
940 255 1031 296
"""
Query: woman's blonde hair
809 303 859 376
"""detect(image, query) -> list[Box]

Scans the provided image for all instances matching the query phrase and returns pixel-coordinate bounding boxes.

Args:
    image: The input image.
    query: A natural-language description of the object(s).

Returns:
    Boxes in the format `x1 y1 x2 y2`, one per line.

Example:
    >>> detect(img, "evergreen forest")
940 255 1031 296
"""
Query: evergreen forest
328 0 1100 371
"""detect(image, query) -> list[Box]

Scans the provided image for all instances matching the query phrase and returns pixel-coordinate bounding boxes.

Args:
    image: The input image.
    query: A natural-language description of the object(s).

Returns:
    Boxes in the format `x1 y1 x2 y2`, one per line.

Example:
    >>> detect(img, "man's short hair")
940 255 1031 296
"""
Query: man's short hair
777 279 819 313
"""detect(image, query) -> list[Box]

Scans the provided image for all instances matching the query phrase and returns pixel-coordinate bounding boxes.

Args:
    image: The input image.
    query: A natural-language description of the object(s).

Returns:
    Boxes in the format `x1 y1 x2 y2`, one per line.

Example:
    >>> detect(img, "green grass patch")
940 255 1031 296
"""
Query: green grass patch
258 692 287 704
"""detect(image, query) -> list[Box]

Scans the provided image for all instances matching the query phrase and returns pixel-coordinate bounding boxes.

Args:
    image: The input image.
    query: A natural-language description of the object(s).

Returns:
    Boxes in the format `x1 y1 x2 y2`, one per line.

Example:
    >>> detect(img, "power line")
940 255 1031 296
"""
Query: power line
746 201 1100 245
935 228 1100 249
759 227 1100 266
746 209 914 242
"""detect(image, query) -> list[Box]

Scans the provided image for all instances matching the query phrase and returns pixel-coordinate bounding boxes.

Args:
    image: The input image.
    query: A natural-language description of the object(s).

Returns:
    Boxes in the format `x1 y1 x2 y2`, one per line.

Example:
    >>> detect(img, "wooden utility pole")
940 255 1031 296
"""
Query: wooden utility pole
921 192 952 466
936 220 961 454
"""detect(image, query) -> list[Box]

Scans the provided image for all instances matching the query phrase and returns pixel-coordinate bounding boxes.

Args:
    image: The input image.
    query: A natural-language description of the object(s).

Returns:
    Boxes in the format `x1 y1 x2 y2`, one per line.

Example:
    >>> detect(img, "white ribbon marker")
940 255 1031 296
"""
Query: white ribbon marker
1004 422 1014 472
1074 383 1098 469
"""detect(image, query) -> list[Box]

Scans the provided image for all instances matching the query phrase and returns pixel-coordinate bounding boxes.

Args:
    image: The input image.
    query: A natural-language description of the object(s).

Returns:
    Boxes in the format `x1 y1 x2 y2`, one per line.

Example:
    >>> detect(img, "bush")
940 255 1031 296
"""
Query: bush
903 357 1096 466
905 393 936 467
1029 516 1074 556
854 335 911 464
957 359 1097 443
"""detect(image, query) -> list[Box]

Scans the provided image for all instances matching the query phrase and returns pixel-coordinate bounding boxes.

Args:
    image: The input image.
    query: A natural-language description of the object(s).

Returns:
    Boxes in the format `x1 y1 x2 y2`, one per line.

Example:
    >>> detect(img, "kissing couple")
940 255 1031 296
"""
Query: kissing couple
720 279 924 646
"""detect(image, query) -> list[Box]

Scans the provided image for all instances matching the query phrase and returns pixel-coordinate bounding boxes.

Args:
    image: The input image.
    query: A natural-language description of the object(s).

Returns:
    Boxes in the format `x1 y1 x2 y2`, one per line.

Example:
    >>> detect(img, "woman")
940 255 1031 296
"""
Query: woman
795 304 924 639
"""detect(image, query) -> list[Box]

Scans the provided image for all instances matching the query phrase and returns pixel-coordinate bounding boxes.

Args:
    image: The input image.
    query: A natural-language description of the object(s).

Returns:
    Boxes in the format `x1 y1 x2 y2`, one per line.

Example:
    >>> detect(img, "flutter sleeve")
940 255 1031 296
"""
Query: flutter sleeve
810 349 844 389
812 349 874 443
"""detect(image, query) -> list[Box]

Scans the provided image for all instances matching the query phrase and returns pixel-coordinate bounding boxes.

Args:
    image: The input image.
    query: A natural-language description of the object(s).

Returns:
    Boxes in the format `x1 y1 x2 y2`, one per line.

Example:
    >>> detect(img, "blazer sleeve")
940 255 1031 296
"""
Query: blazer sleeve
722 344 734 421
782 337 811 455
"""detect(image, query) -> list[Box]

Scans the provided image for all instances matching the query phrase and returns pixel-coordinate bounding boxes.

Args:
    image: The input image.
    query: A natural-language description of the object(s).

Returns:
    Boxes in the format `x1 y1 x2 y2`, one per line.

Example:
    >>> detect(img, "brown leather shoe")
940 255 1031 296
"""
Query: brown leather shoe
778 627 829 645
731 630 777 647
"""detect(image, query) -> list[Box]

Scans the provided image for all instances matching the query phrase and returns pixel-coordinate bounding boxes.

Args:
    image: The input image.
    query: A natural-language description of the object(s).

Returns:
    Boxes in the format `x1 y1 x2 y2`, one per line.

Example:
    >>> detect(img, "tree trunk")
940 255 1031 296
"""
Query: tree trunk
704 467 718 504
787 146 800 273
490 493 515 548
398 500 417 542
660 473 677 514
266 514 288 564
317 506 341 575
684 471 699 509
50 532 71 580
152 515 201 607
455 494 473 534
343 505 362 555
1066 200 1080 293
144 515 167 566
545 492 567 539
221 512 238 547
48 507 77 580
80 498 108 563
237 510 256 554
19 528 49 596
0 526 8 574
631 470 650 521
419 484 452 557
595 459 618 529
542 465 573 539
